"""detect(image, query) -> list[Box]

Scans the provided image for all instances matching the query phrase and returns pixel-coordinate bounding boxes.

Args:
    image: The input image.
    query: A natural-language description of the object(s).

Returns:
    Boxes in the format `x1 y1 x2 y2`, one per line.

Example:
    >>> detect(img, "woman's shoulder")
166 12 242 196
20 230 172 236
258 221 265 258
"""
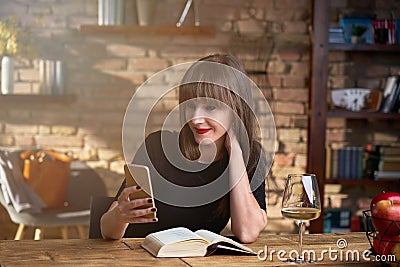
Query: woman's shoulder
146 130 179 140
145 130 179 147
137 130 179 163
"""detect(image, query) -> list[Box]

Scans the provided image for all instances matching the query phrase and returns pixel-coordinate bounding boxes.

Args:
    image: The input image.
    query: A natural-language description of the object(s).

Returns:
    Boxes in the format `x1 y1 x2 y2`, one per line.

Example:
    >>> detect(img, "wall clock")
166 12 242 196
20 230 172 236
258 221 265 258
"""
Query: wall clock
330 88 382 112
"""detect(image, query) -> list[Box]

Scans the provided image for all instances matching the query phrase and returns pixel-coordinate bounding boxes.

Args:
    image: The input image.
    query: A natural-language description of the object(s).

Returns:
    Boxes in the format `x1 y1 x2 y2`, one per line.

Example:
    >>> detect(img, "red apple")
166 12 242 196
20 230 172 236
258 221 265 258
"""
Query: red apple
373 234 399 255
370 192 400 237
371 192 400 206
373 234 400 266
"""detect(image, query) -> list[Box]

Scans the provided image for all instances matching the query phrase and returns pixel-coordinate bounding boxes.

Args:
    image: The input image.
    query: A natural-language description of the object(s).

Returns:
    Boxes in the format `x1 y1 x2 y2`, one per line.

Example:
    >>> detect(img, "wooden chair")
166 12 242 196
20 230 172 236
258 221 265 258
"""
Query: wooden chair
88 196 114 239
0 158 108 240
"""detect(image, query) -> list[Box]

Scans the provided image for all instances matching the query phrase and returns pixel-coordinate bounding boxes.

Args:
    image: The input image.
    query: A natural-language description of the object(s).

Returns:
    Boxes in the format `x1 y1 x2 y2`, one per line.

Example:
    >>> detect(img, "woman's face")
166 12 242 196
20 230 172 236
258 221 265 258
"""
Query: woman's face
184 98 232 147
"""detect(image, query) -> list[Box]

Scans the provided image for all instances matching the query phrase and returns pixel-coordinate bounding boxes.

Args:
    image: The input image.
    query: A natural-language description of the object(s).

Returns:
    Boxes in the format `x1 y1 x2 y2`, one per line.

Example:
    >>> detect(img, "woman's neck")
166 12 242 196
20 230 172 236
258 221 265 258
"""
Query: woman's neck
197 135 226 163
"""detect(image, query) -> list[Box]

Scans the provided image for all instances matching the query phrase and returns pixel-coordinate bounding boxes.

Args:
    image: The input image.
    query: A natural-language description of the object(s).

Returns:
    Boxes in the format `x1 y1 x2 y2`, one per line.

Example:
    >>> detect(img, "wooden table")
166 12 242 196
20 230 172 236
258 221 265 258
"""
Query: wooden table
0 232 385 266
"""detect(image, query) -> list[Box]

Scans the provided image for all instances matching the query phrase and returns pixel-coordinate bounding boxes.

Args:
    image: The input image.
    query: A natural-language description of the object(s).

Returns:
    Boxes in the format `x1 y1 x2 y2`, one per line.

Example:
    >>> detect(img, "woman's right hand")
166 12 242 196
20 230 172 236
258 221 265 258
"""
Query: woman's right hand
115 185 158 224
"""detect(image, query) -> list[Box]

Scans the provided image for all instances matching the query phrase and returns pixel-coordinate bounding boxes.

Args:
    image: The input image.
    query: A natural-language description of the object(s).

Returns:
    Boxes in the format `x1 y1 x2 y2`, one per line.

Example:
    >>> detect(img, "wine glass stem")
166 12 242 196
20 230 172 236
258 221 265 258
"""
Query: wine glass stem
298 220 304 259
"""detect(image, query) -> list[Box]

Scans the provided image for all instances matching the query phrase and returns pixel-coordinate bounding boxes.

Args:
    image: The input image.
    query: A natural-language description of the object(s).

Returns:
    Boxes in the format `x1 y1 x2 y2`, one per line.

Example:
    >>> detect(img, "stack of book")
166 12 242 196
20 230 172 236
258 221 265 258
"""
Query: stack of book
326 146 364 180
375 146 400 180
380 75 400 113
372 19 396 44
326 144 400 181
329 26 345 43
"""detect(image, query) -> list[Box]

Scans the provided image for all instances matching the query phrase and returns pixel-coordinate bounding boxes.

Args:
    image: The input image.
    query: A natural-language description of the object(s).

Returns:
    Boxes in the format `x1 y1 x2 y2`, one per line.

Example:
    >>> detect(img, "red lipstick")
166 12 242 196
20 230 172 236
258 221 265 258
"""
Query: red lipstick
196 128 211 134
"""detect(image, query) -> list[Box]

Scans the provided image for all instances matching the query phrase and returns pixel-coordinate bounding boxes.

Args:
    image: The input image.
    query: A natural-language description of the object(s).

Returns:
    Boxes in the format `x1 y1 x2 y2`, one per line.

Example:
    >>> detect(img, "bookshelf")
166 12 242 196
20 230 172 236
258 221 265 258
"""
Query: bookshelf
308 0 400 233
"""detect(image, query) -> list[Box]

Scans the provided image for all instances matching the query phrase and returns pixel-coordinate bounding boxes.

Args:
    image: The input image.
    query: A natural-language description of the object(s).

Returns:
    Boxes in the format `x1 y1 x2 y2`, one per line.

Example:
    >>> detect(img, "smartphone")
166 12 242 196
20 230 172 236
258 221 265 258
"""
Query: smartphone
123 164 156 219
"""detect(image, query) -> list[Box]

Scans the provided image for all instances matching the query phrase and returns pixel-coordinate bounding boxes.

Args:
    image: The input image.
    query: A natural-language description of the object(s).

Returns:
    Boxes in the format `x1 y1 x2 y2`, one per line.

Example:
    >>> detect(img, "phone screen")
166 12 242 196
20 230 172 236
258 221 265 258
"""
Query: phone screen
124 164 156 219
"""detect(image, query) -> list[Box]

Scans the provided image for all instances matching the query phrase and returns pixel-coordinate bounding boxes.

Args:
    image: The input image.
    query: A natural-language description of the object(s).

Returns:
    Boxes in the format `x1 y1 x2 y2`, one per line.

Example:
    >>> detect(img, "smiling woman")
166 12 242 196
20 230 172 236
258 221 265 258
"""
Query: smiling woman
100 54 270 243
183 98 233 161
178 55 257 164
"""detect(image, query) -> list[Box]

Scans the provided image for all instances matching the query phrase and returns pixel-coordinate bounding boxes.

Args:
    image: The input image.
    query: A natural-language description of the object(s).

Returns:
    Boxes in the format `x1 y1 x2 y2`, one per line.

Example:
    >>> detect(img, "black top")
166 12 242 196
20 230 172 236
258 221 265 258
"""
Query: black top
116 131 266 238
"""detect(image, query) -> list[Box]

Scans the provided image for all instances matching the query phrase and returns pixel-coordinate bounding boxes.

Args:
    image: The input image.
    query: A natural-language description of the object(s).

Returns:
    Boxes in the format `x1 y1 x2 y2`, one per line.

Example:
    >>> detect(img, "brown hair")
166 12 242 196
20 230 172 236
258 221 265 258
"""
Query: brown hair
179 54 260 161
178 54 261 217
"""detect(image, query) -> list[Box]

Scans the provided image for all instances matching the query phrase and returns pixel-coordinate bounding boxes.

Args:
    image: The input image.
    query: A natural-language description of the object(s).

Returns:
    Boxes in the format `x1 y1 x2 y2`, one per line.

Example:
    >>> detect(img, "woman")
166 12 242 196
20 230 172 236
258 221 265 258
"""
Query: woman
101 54 268 243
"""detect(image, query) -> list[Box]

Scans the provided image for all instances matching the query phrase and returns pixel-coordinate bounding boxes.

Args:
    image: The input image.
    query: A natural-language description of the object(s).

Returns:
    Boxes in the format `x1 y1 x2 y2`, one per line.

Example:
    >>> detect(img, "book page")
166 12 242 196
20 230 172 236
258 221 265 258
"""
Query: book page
217 244 256 255
152 227 207 245
194 229 255 254
195 229 225 243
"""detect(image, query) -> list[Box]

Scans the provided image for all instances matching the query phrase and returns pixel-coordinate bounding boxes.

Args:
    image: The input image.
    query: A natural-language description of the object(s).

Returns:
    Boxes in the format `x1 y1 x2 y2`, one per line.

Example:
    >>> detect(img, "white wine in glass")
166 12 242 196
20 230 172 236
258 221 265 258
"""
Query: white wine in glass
281 207 321 220
281 174 321 264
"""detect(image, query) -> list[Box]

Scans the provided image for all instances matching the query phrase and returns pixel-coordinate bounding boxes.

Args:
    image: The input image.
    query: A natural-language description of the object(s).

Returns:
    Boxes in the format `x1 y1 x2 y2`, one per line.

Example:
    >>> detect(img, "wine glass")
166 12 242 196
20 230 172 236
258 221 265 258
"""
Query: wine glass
281 174 321 264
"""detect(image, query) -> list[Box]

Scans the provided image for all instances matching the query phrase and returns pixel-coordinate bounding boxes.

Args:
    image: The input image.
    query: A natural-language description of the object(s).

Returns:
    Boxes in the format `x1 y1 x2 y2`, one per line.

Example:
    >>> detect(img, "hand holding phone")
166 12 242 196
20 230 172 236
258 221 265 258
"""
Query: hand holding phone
124 164 156 219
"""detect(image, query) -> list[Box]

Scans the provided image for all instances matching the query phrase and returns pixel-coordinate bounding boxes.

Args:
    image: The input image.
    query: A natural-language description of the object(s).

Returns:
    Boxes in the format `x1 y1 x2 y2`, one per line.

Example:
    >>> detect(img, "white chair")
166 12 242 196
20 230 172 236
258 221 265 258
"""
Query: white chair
0 155 108 240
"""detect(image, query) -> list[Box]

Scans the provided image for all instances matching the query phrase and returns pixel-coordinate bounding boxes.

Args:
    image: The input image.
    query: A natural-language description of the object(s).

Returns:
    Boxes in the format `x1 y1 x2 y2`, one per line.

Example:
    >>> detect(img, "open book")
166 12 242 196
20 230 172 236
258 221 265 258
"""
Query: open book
141 227 256 257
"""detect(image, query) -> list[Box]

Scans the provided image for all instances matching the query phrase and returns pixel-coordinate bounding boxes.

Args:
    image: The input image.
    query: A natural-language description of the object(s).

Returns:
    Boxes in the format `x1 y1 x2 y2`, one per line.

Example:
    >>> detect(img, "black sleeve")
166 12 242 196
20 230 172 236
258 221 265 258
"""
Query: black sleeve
114 180 126 201
252 181 266 211
247 142 267 211
114 131 161 200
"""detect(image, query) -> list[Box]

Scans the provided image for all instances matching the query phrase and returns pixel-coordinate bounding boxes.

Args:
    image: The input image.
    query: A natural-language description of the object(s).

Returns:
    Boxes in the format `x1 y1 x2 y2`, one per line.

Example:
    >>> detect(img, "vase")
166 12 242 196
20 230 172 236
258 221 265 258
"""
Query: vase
136 0 157 26
39 59 65 95
351 35 365 44
99 0 125 25
1 56 14 94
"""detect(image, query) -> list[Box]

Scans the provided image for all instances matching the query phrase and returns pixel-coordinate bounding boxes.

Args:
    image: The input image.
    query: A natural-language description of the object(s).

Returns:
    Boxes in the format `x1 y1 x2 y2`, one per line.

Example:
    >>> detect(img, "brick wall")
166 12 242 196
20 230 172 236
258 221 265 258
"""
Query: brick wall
0 0 313 237
2 0 398 240
2 0 399 240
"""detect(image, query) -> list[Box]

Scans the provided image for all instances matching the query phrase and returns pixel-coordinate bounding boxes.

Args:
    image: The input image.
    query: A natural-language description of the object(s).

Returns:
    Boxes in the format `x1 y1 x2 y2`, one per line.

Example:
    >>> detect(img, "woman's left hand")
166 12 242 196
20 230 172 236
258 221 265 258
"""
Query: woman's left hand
225 128 267 243
225 128 241 156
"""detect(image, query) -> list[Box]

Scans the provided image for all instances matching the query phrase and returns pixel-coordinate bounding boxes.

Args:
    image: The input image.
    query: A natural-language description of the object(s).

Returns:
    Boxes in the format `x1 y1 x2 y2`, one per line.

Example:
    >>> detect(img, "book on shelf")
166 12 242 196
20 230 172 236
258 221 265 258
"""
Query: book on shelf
397 19 400 44
338 148 346 179
390 83 400 113
350 147 363 178
325 146 332 178
326 144 341 179
325 145 338 179
326 145 363 180
372 19 396 45
378 146 400 172
380 75 400 113
141 227 256 258
329 26 345 43
380 160 400 171
374 171 400 180
381 146 400 155
331 147 339 179
327 145 400 181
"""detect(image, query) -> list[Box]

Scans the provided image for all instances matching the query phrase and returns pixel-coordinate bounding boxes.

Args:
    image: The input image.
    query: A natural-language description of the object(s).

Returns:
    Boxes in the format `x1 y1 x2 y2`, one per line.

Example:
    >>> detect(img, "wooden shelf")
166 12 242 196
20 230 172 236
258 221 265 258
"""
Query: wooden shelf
0 94 76 104
329 43 400 52
327 110 400 119
325 179 400 186
79 25 215 37
309 1 400 234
